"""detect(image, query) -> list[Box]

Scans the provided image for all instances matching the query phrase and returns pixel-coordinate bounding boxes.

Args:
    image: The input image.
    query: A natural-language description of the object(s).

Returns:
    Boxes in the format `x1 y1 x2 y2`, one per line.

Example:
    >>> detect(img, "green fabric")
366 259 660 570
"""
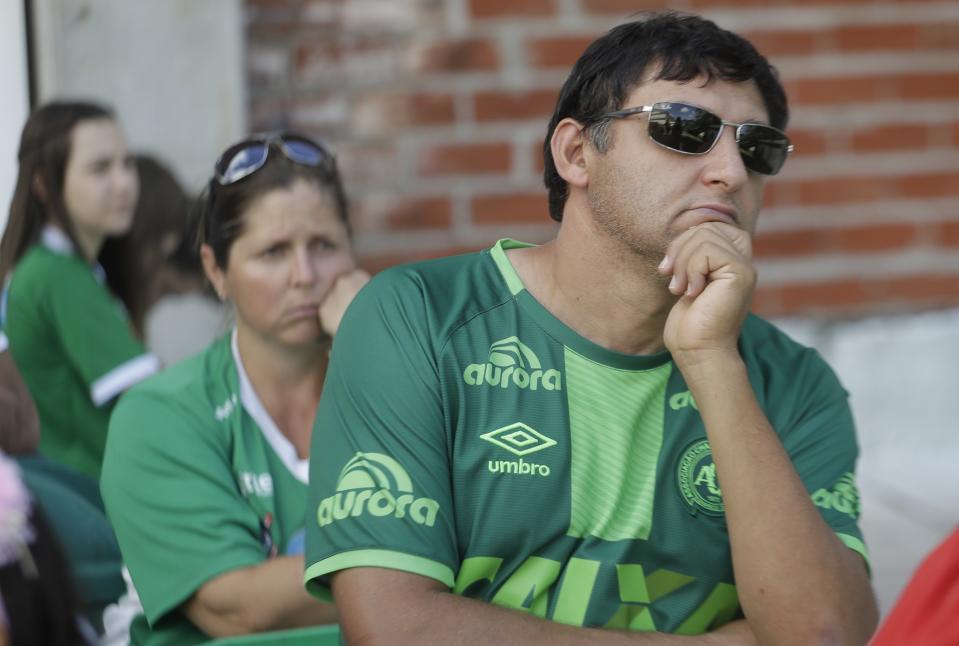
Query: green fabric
204 624 340 645
305 239 869 634
6 243 149 479
102 334 310 646
565 351 670 541
15 452 124 633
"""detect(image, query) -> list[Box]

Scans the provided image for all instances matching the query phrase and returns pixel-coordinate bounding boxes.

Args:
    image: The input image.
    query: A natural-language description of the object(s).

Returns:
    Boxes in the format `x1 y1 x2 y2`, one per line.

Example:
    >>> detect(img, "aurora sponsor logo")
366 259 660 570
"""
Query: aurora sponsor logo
463 337 561 391
677 439 724 515
811 472 861 519
317 452 439 527
482 423 556 477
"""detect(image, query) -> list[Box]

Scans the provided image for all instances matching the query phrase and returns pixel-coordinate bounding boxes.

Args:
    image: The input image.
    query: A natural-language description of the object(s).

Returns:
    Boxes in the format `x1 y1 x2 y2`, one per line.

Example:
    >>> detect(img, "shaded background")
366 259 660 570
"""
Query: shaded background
3 0 958 619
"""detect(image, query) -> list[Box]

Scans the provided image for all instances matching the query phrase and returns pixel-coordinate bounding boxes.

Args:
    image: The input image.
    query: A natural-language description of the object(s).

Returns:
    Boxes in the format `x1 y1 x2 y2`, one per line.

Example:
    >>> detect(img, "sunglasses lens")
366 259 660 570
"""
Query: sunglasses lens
648 102 722 154
218 143 268 184
736 125 791 175
282 136 330 167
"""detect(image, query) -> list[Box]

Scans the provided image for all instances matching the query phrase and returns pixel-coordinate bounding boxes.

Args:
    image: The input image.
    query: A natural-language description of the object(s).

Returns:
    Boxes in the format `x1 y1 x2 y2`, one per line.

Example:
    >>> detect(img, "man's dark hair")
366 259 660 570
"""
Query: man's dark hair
543 11 789 221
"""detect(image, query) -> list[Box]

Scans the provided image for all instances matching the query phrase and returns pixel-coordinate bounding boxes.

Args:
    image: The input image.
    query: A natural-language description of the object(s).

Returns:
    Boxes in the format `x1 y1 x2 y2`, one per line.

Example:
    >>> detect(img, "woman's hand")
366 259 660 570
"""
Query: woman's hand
318 269 371 337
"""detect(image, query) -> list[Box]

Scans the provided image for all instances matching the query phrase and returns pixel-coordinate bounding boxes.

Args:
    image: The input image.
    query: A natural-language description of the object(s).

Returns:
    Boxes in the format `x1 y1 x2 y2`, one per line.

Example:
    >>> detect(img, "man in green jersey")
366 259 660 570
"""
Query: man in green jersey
305 12 878 644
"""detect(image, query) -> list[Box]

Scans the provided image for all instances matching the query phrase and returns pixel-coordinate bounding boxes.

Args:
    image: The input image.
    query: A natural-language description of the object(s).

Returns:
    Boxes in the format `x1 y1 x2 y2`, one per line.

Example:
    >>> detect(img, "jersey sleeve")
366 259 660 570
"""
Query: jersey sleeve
773 348 870 568
50 263 158 407
101 389 266 625
304 270 457 601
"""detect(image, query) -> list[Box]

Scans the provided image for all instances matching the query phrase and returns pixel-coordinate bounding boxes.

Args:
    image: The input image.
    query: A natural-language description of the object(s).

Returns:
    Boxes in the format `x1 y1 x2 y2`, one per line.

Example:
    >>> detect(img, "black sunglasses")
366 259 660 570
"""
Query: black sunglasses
600 101 794 176
214 133 335 185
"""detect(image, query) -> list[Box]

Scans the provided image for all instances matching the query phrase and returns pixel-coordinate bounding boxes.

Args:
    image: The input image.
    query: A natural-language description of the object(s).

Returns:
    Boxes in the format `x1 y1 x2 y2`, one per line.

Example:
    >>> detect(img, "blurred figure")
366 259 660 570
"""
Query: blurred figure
0 349 124 637
0 450 97 645
0 101 159 480
99 156 226 365
869 527 959 646
101 133 368 645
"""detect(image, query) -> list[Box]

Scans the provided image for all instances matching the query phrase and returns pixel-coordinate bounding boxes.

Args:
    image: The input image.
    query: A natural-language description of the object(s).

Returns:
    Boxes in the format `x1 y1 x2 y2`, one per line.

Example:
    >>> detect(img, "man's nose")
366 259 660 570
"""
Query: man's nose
701 126 749 191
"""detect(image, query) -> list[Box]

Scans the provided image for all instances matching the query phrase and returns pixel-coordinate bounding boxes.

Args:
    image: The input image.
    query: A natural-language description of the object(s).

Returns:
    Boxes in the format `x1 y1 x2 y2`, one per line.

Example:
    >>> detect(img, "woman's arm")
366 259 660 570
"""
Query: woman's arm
183 555 336 637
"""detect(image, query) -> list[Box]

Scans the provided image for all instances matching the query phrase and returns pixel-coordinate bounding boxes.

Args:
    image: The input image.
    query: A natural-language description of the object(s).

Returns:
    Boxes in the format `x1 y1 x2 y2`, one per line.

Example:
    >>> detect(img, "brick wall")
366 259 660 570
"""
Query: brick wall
246 0 959 318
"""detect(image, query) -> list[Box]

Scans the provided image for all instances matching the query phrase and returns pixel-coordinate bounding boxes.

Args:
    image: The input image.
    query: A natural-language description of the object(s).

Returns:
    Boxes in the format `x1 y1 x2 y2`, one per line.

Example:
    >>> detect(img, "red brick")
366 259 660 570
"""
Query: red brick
786 129 830 156
794 176 894 206
353 91 456 135
527 36 596 69
742 30 818 57
835 24 920 51
582 0 687 11
831 223 919 253
788 72 959 106
754 275 959 317
898 173 959 199
954 122 959 147
474 89 557 122
788 76 887 105
937 221 959 247
337 142 398 185
468 0 556 19
414 38 499 73
753 229 825 258
359 246 482 275
771 173 959 206
407 93 457 126
750 285 782 316
899 73 959 100
417 142 512 177
882 274 959 304
385 197 453 230
778 279 871 314
849 123 929 152
532 140 546 173
921 24 959 50
472 193 548 224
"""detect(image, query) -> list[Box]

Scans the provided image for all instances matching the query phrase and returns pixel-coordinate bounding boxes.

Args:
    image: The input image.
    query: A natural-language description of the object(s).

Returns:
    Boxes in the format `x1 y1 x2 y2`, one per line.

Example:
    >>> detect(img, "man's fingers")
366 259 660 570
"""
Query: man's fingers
665 226 748 296
661 222 751 276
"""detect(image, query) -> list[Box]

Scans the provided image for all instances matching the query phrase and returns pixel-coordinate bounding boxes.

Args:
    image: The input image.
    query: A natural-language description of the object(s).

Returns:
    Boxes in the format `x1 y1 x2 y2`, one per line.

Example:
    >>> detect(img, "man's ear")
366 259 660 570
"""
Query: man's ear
200 244 228 302
550 118 590 189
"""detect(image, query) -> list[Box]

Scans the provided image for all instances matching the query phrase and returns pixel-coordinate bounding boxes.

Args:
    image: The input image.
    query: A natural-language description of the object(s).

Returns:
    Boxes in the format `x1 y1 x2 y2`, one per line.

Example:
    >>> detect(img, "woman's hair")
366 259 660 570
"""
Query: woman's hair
99 155 201 335
0 101 115 280
195 137 350 270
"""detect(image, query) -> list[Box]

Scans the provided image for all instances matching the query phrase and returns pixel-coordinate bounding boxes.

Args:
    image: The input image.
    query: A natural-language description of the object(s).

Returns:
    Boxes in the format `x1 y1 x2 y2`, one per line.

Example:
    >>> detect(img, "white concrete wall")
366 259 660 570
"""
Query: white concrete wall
0 1 31 232
776 307 959 616
31 0 247 191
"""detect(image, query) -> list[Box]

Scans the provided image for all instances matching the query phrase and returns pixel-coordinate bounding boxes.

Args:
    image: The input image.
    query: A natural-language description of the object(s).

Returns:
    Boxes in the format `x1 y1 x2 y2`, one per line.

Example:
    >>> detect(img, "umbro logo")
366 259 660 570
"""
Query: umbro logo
481 422 557 456
482 422 556 477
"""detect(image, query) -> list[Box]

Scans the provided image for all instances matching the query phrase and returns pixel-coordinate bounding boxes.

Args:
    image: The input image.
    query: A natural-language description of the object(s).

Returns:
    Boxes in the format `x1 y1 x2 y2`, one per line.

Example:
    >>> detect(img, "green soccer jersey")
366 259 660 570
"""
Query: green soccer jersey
5 226 159 479
305 239 868 634
101 332 310 646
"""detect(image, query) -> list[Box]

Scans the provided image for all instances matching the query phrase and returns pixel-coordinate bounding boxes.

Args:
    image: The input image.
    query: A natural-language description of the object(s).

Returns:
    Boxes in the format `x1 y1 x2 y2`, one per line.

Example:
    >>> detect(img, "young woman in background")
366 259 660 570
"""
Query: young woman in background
0 102 159 480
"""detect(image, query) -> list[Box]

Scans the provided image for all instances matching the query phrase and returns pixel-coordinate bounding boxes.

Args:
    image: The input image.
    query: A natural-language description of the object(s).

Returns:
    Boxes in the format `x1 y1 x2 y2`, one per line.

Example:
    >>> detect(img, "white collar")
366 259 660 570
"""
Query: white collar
41 225 74 254
231 329 310 483
40 225 107 283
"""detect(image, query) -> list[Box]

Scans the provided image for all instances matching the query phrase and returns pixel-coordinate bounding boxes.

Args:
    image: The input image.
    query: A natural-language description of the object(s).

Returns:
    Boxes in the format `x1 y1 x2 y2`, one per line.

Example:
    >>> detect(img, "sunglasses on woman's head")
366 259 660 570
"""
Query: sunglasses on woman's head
600 101 794 176
214 133 335 186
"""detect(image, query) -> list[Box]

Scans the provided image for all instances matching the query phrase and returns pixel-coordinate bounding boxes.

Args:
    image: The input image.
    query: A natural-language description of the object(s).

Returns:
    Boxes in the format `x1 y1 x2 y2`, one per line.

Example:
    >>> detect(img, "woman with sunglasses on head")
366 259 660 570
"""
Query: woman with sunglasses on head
100 133 368 645
0 101 160 481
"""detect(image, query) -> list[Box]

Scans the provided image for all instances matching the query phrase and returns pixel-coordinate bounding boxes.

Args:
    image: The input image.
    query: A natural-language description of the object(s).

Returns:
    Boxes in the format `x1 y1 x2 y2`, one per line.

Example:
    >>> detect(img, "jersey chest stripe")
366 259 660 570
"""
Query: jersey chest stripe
565 349 670 541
